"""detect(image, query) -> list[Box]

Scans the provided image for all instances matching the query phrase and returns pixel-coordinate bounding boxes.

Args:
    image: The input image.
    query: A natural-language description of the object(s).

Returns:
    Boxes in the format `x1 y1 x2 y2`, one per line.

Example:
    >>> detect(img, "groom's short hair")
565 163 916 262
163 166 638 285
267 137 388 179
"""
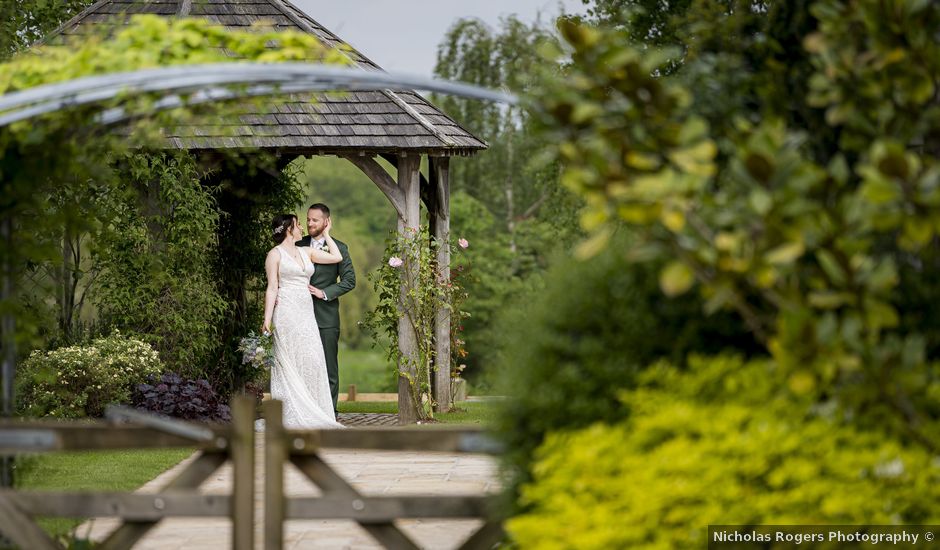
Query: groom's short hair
309 203 330 217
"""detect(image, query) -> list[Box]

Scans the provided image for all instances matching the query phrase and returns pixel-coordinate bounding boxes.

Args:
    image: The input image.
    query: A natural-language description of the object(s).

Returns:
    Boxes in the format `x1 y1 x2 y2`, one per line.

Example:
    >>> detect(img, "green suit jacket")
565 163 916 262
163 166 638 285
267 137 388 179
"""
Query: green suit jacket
296 236 356 329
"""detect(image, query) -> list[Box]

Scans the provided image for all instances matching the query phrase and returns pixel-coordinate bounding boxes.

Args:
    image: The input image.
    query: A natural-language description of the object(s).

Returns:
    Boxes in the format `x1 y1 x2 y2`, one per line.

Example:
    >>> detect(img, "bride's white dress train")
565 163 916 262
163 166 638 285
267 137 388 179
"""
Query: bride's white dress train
270 245 343 429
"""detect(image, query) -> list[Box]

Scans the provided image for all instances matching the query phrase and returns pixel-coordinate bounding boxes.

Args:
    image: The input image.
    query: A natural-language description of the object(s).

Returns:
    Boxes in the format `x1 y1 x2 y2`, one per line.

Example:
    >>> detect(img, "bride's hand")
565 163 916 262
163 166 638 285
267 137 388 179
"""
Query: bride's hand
323 218 332 237
262 321 271 335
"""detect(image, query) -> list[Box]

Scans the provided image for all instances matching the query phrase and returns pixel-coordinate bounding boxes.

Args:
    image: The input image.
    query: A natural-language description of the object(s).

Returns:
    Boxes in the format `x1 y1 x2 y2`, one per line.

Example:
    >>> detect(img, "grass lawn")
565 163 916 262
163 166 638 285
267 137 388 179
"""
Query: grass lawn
14 448 194 539
435 401 498 425
336 348 497 399
338 347 397 393
339 400 496 426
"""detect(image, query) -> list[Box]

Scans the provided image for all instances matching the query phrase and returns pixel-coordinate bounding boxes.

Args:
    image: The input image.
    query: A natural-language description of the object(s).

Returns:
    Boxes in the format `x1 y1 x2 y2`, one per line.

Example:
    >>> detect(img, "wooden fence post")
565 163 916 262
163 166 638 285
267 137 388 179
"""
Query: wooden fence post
231 396 254 550
263 399 285 550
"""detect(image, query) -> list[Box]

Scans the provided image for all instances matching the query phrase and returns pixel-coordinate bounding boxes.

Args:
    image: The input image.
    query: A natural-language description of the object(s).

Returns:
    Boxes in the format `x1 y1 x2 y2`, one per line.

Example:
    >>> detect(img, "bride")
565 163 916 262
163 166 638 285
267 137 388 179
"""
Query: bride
262 213 344 429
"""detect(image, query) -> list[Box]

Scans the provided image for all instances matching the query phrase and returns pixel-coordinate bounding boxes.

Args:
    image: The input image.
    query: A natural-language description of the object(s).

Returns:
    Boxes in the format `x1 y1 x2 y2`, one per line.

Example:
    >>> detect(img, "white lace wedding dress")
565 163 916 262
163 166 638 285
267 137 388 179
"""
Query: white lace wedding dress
270 245 343 429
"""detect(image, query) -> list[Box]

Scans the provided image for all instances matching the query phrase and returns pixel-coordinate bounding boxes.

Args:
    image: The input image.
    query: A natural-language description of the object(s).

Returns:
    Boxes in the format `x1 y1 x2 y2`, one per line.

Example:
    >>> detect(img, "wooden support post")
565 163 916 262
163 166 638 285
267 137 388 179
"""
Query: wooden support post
343 153 433 423
397 154 422 425
1 217 15 488
429 157 452 413
231 396 254 550
263 400 285 550
348 384 357 402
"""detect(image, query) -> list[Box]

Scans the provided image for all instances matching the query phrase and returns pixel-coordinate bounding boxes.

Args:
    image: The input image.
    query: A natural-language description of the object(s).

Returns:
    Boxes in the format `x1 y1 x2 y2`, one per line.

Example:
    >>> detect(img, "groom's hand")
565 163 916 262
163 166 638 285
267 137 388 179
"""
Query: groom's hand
308 285 325 299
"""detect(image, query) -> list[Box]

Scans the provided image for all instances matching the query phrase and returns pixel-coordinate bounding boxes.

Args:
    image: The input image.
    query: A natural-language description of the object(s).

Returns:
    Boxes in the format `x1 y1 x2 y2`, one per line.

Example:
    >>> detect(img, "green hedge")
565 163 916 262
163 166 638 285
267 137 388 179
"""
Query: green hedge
507 357 940 548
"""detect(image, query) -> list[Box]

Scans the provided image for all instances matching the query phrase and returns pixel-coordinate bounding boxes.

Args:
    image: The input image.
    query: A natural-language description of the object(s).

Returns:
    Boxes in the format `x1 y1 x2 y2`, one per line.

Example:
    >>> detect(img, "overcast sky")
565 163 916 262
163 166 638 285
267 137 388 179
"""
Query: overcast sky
291 0 588 76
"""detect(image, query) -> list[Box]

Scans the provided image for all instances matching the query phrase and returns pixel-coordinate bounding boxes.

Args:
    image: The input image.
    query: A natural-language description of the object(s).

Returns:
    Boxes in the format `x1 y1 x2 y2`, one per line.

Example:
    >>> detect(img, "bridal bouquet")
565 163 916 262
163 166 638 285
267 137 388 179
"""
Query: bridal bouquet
237 330 274 377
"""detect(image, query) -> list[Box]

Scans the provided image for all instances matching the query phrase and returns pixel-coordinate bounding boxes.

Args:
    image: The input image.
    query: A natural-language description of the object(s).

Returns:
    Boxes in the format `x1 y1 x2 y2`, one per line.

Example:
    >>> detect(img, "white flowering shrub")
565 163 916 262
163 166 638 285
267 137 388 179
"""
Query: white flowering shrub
17 331 164 418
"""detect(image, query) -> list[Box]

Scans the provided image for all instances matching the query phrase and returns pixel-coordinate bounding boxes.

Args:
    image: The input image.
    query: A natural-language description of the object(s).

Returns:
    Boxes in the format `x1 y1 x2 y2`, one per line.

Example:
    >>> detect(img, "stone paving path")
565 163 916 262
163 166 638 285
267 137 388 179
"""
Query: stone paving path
337 413 399 427
78 434 502 549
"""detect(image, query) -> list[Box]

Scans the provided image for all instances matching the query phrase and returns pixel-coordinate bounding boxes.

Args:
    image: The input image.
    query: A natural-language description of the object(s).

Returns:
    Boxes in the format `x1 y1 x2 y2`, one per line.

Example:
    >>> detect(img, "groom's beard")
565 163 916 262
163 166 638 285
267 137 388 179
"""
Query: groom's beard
308 230 324 239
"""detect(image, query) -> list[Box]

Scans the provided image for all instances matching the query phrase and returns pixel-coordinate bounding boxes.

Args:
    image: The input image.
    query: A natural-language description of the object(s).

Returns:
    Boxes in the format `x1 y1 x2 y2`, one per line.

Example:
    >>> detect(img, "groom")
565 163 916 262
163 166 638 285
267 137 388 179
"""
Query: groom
296 203 356 418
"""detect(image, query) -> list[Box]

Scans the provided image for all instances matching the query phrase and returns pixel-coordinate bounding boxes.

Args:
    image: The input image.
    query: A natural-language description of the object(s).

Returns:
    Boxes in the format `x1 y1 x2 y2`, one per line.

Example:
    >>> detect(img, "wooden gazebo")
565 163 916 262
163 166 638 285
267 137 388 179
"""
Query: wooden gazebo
48 0 487 422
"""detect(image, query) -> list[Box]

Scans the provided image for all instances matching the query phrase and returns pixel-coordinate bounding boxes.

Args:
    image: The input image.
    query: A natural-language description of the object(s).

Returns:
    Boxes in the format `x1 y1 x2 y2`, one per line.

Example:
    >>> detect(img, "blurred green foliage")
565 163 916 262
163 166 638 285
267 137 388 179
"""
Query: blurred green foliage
494 231 759 498
495 0 940 541
337 348 396 393
507 356 940 548
529 0 940 449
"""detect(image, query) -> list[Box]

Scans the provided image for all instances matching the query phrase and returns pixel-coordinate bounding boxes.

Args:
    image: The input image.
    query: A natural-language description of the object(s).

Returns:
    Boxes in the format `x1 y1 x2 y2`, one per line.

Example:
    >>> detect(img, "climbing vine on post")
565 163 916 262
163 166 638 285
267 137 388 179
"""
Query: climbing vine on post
362 227 471 420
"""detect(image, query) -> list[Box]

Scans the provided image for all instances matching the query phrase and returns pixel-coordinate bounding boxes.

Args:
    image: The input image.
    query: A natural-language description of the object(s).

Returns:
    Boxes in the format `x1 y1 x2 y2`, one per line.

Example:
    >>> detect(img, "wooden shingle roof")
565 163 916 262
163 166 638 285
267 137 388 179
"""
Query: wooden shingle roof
48 0 487 156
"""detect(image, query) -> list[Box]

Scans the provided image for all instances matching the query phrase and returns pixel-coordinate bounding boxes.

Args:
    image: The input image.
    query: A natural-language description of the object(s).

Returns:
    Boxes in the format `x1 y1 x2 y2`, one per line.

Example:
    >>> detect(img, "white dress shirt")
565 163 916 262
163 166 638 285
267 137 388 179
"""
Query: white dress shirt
311 238 329 300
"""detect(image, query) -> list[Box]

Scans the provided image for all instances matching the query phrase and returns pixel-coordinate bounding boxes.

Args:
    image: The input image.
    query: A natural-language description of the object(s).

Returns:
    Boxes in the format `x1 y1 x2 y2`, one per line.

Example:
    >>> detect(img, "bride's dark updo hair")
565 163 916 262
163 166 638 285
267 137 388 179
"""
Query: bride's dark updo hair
271 214 296 244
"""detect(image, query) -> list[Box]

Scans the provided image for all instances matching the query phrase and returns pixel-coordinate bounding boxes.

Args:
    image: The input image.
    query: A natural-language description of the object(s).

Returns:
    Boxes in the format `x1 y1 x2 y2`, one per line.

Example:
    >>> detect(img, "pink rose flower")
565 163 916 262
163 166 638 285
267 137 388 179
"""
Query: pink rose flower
458 238 469 249
389 256 404 268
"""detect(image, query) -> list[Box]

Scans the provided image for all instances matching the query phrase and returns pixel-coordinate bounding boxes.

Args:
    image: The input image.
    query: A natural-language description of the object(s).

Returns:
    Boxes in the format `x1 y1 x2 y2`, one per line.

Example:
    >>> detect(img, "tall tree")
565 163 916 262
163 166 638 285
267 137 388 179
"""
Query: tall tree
433 16 575 271
432 16 583 378
580 0 693 44
0 0 95 59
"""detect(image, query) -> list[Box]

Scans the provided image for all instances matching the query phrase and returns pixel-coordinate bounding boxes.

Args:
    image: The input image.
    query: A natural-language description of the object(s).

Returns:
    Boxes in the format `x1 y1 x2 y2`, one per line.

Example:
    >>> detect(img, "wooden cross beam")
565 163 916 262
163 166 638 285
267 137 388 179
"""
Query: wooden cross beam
263 401 504 550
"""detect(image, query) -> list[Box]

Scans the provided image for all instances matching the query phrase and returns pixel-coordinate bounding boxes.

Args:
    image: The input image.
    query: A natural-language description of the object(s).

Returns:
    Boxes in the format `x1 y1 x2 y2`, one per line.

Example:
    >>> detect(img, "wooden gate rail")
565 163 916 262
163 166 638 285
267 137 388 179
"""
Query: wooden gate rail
0 398 256 550
262 400 504 550
0 398 505 549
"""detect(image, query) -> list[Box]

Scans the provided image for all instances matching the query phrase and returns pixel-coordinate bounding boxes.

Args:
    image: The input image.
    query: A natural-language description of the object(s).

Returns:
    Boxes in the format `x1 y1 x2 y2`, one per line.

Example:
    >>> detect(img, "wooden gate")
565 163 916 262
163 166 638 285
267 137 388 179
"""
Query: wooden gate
0 397 503 549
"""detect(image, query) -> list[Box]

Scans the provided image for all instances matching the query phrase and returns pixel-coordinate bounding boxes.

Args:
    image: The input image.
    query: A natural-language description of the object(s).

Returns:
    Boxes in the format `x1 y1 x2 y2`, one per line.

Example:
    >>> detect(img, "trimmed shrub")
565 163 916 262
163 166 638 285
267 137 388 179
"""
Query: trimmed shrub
16 331 163 418
506 357 940 548
133 372 231 423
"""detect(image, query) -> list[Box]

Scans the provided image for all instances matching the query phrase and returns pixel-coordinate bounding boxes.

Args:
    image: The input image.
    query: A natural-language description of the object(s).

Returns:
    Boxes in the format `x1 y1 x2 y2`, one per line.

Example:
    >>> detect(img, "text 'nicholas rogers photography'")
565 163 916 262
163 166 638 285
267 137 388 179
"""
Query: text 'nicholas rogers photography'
708 526 936 547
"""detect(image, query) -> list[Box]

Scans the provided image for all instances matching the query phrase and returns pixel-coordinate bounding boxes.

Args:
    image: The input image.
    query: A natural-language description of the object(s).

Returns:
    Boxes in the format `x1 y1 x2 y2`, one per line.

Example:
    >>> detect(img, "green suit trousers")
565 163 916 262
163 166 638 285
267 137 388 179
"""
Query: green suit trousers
319 327 340 416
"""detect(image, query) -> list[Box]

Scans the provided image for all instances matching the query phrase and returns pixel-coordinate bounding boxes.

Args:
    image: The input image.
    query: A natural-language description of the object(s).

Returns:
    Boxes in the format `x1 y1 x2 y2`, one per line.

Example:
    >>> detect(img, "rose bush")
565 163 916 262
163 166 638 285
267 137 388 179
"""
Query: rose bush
361 226 471 418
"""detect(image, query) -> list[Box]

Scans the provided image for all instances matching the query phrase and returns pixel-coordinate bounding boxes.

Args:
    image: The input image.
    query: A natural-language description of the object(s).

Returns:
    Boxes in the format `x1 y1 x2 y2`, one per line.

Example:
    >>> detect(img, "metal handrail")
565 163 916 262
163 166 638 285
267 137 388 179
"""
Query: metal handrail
0 63 518 126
